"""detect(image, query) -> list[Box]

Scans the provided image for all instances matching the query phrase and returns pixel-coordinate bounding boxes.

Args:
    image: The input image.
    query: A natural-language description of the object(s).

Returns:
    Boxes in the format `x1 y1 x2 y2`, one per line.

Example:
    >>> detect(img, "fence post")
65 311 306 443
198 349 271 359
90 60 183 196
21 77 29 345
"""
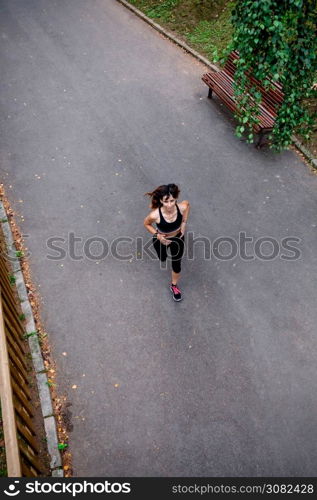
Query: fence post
0 287 22 477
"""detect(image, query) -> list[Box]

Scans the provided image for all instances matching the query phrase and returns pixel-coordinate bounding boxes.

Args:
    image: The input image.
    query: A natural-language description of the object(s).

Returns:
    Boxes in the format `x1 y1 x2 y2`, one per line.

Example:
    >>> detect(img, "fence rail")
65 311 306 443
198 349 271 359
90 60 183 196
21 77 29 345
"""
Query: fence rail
0 251 44 477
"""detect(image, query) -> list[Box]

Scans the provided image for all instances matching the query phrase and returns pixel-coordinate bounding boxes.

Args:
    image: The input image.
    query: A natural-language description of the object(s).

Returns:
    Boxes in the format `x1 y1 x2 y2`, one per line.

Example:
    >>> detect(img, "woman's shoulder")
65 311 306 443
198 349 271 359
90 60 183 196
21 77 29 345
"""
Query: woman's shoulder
149 207 160 222
178 200 190 212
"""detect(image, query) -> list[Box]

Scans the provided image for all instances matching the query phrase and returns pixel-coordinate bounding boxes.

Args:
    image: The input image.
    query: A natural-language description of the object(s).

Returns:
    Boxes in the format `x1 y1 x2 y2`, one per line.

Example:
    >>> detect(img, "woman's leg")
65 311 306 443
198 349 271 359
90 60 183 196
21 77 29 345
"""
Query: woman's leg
170 235 185 284
171 270 180 286
168 236 184 301
153 236 168 266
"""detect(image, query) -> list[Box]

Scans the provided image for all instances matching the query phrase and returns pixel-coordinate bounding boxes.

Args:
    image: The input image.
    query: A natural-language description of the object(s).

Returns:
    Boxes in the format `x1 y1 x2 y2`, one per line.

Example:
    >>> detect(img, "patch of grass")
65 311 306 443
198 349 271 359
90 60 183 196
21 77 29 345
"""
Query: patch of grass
58 443 68 451
9 274 16 285
23 330 38 339
46 380 55 388
127 0 233 62
146 0 180 22
186 9 233 60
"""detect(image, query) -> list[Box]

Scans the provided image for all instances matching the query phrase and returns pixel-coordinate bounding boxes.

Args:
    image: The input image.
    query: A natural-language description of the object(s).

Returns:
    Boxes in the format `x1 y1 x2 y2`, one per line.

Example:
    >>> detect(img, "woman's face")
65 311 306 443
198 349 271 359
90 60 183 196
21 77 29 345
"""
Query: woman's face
161 195 176 211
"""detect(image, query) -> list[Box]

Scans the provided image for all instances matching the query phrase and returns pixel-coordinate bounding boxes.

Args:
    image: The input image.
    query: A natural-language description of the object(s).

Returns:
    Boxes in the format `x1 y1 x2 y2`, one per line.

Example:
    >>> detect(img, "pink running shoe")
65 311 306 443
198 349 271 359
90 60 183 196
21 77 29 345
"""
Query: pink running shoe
170 283 182 301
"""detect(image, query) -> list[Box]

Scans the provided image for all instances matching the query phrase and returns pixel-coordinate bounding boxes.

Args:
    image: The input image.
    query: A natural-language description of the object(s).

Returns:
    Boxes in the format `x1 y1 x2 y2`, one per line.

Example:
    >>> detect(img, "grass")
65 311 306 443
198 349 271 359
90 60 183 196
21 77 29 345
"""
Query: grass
146 0 180 22
186 10 233 59
128 0 233 61
23 330 38 339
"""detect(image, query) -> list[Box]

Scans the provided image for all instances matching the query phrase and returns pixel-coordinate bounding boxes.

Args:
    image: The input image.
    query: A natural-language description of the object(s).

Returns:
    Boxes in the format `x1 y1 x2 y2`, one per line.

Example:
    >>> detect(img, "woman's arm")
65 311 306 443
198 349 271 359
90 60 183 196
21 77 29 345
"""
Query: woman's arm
179 200 190 236
144 212 158 236
144 211 170 245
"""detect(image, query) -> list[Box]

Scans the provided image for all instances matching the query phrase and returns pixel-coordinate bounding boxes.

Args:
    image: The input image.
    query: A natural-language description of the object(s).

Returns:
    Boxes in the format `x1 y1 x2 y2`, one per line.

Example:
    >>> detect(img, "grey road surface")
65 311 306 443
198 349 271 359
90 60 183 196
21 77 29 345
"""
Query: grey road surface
1 0 317 477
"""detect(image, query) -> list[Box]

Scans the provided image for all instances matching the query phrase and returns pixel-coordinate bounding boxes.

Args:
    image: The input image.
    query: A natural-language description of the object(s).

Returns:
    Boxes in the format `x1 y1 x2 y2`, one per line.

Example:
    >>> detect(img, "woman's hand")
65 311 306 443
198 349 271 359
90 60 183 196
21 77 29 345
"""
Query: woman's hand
158 233 171 246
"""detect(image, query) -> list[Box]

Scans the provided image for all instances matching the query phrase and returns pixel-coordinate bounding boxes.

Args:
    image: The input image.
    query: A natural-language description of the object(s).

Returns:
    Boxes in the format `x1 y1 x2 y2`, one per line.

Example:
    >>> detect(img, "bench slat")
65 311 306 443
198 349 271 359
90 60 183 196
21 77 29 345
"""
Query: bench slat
203 72 275 129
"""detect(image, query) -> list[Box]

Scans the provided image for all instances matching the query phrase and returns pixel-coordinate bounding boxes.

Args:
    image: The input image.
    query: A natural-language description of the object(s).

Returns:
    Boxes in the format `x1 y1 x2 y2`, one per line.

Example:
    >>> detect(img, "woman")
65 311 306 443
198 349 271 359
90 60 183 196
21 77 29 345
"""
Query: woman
144 184 190 301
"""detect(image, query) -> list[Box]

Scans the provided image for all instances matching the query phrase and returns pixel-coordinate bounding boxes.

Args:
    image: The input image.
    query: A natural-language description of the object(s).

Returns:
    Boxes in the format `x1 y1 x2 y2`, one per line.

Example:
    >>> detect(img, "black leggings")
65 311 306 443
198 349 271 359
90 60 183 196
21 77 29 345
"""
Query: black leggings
153 232 185 273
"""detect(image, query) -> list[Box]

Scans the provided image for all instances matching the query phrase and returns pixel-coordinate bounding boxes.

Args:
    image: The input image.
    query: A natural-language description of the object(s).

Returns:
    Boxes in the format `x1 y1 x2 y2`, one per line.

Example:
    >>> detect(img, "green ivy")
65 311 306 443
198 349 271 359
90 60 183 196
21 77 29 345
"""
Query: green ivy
226 0 317 150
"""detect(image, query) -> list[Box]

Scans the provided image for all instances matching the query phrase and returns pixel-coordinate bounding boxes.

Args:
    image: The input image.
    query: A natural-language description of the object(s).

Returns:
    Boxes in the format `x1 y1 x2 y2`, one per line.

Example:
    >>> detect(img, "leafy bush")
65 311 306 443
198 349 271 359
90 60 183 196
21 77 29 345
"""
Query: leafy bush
228 0 317 150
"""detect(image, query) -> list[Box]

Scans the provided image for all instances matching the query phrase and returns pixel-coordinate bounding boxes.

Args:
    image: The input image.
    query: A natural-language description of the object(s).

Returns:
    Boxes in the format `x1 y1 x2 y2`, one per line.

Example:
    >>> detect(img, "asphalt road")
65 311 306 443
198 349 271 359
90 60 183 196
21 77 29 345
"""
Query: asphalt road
1 0 317 477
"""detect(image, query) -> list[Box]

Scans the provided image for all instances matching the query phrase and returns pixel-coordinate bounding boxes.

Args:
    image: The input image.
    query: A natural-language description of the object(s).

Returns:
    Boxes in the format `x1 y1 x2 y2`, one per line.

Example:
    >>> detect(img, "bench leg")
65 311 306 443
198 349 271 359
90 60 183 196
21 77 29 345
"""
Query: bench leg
256 130 266 149
208 88 213 99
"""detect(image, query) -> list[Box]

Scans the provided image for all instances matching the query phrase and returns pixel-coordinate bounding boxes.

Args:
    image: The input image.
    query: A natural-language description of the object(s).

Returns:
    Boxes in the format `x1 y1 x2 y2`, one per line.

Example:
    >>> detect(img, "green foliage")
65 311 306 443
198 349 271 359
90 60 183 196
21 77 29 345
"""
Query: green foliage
9 274 16 284
15 250 24 258
23 330 38 339
228 0 317 150
58 443 68 451
187 7 233 58
46 379 55 388
145 0 180 21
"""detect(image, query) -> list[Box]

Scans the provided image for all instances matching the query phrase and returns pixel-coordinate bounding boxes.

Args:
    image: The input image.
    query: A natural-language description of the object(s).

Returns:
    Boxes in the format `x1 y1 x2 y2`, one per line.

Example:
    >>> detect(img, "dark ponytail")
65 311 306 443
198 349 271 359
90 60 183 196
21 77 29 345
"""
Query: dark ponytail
145 184 180 209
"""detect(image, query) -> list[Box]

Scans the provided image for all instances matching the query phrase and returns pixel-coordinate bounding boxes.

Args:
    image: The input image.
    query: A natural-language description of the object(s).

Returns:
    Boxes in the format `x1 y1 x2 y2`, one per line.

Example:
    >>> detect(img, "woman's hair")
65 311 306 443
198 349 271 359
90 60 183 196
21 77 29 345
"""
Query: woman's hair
145 184 180 209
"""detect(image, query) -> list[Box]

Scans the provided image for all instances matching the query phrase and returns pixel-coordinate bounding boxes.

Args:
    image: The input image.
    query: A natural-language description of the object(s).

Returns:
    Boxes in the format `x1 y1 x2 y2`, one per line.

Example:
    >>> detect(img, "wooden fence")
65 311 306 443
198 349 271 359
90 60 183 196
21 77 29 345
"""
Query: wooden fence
0 251 44 476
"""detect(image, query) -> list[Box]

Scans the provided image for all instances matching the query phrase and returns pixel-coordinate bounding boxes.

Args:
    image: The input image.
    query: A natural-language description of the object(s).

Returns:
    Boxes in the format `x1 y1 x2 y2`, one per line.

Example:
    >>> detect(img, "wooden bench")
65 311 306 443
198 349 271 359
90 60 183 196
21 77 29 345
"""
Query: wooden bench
202 51 284 147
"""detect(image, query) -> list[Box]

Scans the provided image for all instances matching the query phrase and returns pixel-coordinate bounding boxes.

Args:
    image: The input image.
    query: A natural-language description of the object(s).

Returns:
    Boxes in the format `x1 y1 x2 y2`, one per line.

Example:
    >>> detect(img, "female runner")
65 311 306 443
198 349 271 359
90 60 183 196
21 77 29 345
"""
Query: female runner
144 184 190 301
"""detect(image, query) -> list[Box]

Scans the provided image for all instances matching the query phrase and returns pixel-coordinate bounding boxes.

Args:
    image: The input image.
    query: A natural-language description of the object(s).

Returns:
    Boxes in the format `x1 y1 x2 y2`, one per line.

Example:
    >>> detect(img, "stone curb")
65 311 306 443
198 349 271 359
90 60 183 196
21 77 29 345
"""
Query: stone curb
117 0 317 168
0 201 63 475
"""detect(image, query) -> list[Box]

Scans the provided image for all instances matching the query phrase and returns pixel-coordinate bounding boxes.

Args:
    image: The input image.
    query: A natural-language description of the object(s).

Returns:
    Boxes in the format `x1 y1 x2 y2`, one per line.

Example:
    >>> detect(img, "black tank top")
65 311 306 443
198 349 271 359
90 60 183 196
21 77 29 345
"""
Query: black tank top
156 204 182 233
